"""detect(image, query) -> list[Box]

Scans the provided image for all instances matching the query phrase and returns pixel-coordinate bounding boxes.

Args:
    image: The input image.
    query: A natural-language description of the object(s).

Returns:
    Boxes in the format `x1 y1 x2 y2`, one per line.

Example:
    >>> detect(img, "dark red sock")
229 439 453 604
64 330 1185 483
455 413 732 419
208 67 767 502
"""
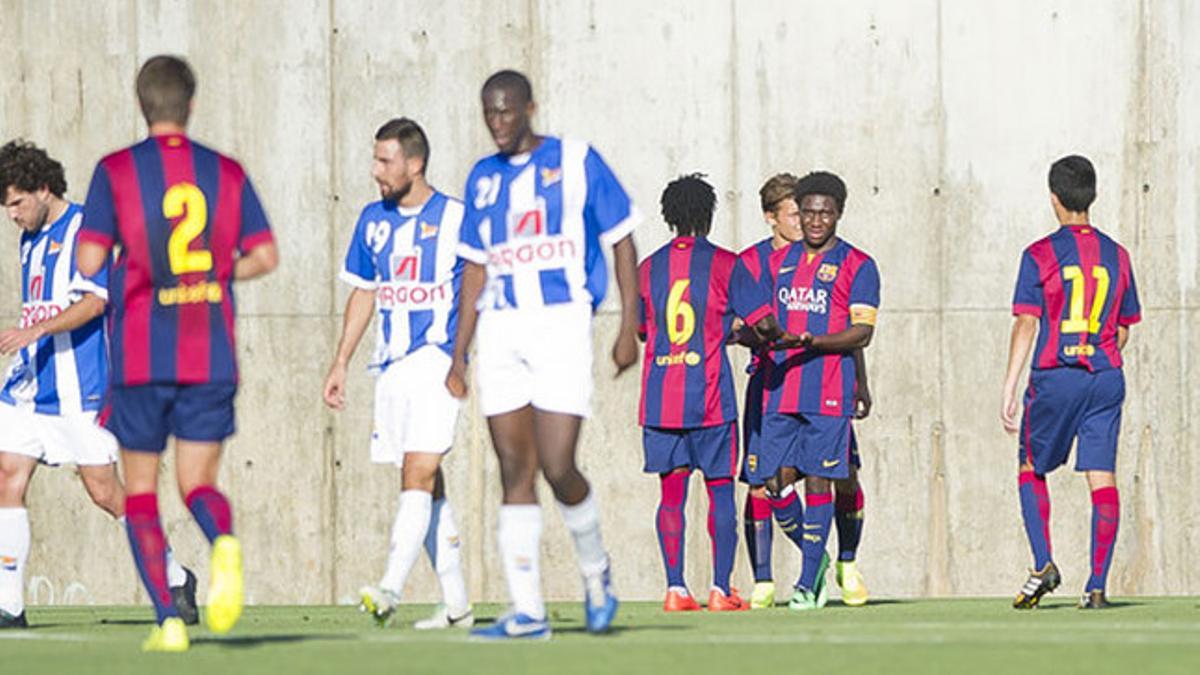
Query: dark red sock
185 485 233 544
125 493 178 624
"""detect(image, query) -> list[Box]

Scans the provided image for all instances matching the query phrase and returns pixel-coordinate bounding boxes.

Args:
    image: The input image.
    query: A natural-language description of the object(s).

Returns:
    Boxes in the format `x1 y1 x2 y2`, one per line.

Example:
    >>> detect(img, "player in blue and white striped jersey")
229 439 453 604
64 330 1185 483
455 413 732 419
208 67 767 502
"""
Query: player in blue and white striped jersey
0 141 194 628
446 70 642 640
323 119 472 631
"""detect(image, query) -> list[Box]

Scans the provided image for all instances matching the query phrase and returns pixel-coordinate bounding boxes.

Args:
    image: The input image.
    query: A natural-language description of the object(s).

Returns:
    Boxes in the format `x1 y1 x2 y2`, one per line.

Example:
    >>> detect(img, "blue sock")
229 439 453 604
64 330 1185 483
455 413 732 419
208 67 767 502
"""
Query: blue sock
1018 471 1053 569
798 491 834 591
768 485 805 552
835 486 864 562
745 492 773 582
705 479 736 594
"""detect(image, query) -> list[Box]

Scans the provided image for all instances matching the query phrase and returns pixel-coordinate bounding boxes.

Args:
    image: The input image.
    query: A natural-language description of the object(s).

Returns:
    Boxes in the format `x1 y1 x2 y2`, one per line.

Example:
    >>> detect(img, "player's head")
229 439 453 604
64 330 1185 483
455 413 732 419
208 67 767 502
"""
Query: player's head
0 139 67 233
136 55 196 128
481 70 536 156
759 173 801 243
373 117 430 203
660 173 716 238
794 170 847 249
1048 154 1096 217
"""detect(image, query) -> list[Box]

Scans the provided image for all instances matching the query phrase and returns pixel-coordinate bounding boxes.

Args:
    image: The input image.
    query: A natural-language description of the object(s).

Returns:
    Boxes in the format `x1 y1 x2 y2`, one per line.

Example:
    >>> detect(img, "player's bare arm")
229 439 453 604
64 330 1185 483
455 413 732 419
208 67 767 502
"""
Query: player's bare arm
1117 325 1130 351
853 347 871 419
234 241 279 281
323 288 376 410
611 234 639 375
0 293 105 356
1001 313 1038 434
75 240 108 277
446 260 485 399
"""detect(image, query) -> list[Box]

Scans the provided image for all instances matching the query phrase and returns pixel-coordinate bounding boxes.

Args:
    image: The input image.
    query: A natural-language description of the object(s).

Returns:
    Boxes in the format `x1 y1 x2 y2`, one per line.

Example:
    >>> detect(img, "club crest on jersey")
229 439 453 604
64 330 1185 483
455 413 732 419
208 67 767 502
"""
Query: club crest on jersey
541 167 562 187
48 240 62 256
391 249 422 281
817 263 838 283
419 222 439 239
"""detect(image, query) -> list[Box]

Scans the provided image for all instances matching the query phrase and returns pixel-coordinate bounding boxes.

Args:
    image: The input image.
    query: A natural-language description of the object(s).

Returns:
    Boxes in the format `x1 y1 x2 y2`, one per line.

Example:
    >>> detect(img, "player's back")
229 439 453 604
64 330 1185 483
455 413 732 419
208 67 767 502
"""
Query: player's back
80 134 272 386
638 236 738 428
1014 224 1140 372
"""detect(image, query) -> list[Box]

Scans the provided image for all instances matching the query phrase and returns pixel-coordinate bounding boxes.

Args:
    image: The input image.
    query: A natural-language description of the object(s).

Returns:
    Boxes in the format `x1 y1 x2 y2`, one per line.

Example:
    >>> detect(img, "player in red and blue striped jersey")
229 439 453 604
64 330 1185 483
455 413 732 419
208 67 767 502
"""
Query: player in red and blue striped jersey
76 56 278 651
735 174 873 609
1002 156 1140 610
753 172 880 611
637 174 779 613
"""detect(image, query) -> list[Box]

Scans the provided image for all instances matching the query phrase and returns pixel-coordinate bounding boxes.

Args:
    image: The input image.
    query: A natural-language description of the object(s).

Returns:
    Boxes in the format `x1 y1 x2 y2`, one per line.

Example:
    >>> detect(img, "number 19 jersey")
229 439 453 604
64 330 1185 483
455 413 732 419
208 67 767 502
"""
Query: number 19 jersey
638 237 771 428
79 134 274 386
1012 224 1140 372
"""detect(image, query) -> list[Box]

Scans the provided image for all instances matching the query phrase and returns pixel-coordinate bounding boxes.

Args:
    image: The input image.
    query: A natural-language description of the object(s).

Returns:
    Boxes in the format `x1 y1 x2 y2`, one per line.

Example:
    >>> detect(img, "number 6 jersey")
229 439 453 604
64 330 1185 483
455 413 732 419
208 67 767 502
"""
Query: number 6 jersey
1012 224 1141 372
637 237 771 429
78 134 274 386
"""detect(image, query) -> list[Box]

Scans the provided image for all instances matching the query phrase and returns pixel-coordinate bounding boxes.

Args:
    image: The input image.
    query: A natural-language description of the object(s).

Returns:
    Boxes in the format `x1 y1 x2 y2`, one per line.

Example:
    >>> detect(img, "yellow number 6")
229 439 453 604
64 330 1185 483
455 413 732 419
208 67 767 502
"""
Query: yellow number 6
666 279 696 345
163 183 213 275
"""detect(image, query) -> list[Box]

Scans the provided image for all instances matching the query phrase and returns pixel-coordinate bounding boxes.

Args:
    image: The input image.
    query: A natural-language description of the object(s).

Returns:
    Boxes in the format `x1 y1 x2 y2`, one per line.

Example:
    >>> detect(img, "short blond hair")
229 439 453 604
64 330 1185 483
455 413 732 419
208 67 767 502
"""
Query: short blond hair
759 173 798 212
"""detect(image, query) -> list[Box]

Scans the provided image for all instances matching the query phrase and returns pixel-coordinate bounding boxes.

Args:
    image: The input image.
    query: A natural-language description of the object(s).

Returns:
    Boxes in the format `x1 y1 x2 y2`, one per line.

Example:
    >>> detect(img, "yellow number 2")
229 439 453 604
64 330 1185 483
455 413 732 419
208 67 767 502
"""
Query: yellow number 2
1060 265 1110 335
666 279 696 345
163 182 213 275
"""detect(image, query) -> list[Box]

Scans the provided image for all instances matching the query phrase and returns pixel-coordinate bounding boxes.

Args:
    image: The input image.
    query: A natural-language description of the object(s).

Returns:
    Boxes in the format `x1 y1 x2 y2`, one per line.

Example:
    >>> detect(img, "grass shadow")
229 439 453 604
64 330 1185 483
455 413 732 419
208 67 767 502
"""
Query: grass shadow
192 633 355 648
97 618 157 626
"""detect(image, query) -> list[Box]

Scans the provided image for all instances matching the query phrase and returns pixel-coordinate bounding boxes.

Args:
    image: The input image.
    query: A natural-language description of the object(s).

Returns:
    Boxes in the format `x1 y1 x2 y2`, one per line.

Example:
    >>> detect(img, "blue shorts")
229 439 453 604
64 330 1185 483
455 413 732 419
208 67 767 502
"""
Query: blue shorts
643 421 738 479
105 383 238 452
1020 368 1124 474
747 412 854 482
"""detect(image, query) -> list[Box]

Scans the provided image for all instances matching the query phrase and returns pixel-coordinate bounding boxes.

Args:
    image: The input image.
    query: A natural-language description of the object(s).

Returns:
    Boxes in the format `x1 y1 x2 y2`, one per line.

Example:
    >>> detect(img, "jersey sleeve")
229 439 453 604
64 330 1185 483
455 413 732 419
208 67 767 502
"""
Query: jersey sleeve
584 146 641 247
1117 250 1142 326
1012 249 1043 317
637 258 651 340
848 257 881 326
729 257 772 326
457 168 490 265
78 164 117 251
237 177 274 253
338 209 380 290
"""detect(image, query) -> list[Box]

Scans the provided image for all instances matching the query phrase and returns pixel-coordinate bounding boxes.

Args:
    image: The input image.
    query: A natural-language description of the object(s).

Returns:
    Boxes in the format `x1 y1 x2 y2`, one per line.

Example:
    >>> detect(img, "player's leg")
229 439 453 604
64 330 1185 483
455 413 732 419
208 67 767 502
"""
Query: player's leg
695 422 745 611
1077 368 1125 609
365 451 441 625
789 416 850 611
416 467 472 629
0 451 36 627
761 413 806 553
534 408 617 633
643 426 696 609
833 441 868 606
741 377 775 608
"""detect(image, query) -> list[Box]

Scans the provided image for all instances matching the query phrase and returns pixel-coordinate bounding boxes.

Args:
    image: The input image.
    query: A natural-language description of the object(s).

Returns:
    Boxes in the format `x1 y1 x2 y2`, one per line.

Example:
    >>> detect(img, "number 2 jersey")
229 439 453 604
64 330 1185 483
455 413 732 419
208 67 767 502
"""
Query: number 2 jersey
638 237 771 428
78 134 274 386
339 192 464 370
1 203 109 415
1012 224 1140 371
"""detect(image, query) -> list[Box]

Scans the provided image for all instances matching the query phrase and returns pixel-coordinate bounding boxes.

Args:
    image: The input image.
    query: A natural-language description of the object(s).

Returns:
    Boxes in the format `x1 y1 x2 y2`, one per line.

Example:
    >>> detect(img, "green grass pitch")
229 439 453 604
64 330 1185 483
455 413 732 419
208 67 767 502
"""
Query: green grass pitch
4 599 1199 675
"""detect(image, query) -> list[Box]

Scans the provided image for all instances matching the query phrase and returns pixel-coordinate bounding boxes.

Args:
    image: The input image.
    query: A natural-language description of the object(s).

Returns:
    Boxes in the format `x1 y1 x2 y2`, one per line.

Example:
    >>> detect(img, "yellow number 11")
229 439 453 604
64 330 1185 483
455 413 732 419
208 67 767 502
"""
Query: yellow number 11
1060 265 1109 335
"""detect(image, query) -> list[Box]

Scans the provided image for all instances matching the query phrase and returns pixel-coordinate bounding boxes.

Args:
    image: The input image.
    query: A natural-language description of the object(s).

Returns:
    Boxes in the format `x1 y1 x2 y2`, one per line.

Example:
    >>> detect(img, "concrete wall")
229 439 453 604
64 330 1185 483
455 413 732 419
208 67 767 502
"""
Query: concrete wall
1 0 1197 606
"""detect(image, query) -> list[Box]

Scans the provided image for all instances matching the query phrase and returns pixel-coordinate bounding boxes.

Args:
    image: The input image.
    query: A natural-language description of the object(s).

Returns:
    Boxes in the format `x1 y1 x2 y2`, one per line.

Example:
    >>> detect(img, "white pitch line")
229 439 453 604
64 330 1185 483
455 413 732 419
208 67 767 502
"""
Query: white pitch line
0 633 93 642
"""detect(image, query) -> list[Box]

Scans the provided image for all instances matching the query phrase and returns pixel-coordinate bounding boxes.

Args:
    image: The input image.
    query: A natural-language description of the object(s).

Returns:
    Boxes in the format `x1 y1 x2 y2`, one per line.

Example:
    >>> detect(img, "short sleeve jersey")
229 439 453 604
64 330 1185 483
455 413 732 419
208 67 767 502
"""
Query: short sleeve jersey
458 136 641 312
78 134 273 386
637 237 771 428
1012 224 1140 371
761 238 880 418
340 192 464 369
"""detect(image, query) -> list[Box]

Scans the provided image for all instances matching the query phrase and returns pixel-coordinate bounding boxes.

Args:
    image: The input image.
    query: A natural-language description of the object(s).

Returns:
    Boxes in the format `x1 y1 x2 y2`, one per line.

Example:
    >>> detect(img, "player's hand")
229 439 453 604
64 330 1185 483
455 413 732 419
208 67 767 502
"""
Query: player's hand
1001 387 1020 434
612 326 638 376
446 357 469 399
0 327 41 356
322 362 349 410
854 385 872 419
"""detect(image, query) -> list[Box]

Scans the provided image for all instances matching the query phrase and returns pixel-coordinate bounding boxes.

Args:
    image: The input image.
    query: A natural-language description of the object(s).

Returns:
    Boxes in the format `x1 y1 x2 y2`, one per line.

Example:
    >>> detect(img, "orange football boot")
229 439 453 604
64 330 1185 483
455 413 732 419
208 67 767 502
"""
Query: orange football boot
707 587 750 611
663 588 702 612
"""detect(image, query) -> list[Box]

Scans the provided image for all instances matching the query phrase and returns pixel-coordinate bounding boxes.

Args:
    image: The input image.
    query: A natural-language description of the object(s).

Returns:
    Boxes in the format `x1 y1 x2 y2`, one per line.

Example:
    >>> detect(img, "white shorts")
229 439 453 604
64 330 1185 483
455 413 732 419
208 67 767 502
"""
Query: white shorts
475 302 593 418
370 346 461 464
0 402 117 466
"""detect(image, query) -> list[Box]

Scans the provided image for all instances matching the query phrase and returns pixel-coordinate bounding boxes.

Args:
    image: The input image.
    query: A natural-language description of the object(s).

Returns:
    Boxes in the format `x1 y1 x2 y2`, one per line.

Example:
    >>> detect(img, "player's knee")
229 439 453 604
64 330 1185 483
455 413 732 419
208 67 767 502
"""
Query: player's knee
0 466 29 505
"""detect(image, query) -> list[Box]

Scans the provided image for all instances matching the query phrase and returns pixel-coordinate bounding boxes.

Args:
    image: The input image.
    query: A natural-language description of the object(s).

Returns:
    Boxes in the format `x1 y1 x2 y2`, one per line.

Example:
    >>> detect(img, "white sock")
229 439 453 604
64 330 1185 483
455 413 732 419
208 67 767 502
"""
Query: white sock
498 504 544 620
558 491 609 578
118 515 186 587
0 508 30 615
424 498 469 615
379 490 433 596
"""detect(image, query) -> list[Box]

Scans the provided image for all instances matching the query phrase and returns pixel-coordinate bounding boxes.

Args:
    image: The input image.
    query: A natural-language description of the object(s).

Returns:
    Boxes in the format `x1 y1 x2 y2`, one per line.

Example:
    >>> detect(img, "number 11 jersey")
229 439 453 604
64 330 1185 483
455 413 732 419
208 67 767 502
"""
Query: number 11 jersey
79 134 274 386
1012 224 1140 372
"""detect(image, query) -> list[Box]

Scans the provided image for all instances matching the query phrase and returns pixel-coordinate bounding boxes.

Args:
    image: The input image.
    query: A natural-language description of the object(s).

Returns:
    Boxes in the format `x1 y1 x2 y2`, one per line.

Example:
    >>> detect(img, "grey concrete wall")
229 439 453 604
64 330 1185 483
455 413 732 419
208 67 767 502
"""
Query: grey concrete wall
1 0 1197 606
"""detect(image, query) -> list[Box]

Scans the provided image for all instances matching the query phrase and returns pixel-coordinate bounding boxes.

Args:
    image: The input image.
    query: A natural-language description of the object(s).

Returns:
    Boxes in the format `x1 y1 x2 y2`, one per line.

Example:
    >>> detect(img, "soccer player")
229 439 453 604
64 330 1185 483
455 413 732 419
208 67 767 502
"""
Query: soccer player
322 118 472 630
638 174 780 613
445 70 640 639
754 171 880 610
1003 155 1139 610
75 56 279 651
0 140 196 629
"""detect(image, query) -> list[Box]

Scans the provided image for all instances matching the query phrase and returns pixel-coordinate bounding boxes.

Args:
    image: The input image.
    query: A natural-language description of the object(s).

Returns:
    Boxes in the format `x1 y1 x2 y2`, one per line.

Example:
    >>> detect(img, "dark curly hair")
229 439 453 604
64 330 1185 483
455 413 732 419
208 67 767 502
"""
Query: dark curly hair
0 140 67 198
794 170 847 215
661 173 716 237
